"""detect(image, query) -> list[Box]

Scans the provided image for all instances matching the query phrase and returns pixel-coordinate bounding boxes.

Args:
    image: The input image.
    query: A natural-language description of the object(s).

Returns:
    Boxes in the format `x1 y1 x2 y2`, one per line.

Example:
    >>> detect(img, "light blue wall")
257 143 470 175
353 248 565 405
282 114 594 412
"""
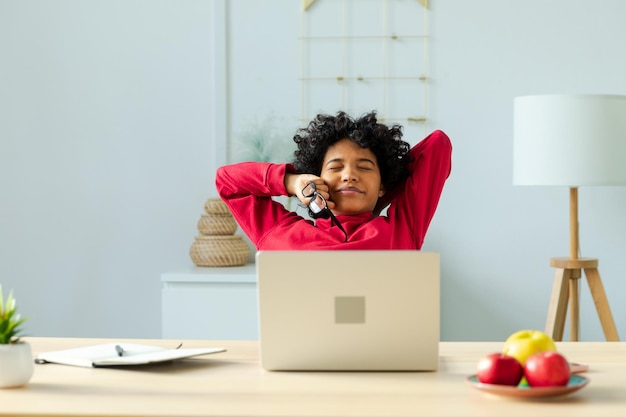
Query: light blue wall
1 0 625 341
0 0 217 338
428 0 626 341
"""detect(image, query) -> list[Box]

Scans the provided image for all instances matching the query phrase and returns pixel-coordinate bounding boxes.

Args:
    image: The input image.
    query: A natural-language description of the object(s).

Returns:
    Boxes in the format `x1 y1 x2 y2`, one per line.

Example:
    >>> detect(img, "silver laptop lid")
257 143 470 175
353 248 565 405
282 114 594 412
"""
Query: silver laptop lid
256 251 440 371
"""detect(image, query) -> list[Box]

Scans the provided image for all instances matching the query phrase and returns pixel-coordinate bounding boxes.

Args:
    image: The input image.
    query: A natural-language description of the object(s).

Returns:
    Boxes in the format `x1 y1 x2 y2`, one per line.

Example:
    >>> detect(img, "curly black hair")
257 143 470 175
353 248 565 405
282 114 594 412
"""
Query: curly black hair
292 111 411 192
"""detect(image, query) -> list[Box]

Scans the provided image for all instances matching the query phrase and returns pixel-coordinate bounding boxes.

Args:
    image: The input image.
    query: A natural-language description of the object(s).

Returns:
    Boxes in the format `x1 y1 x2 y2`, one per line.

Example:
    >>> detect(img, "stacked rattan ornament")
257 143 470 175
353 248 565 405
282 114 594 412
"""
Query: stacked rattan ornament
189 198 250 267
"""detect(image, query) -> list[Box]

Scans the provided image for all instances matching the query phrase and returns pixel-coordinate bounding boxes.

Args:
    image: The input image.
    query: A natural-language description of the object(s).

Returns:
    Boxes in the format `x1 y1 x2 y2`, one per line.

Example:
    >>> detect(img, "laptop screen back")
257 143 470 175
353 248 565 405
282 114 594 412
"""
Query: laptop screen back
256 250 440 371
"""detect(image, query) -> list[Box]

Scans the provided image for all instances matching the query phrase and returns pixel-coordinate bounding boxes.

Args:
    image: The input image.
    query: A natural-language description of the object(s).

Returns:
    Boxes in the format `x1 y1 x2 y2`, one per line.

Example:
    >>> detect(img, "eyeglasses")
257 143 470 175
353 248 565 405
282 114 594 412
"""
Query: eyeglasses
301 182 348 242
301 182 328 215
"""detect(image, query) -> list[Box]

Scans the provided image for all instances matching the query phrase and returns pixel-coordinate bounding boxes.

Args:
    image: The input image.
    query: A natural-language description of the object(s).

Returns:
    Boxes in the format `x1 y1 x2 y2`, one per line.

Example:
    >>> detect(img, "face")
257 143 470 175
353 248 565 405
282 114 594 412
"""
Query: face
320 138 384 215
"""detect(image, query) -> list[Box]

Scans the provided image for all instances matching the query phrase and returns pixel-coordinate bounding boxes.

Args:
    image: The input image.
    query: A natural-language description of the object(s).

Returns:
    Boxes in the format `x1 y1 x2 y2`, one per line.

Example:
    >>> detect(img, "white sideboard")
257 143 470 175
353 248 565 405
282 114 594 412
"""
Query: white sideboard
161 264 258 340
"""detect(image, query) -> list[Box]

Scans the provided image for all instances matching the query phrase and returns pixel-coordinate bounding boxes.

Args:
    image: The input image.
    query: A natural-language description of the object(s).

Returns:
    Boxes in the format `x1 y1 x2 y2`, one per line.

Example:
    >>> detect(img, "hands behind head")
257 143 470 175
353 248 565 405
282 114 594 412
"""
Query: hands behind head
285 173 335 211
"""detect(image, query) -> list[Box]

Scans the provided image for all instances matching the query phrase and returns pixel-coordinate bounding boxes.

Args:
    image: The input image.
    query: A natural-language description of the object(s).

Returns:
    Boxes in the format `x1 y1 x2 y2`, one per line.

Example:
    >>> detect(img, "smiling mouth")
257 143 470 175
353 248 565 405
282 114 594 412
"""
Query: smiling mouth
337 186 362 193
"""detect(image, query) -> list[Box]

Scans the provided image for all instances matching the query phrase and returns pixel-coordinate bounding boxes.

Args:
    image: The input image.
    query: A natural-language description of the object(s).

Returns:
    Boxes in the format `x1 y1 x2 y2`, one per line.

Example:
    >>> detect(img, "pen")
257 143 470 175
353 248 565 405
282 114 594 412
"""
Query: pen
115 345 125 357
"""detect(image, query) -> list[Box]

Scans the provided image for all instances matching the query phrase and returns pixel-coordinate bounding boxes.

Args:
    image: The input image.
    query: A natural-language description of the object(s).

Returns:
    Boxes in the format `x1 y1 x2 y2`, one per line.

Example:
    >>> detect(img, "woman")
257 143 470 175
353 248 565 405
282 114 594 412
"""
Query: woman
216 111 451 250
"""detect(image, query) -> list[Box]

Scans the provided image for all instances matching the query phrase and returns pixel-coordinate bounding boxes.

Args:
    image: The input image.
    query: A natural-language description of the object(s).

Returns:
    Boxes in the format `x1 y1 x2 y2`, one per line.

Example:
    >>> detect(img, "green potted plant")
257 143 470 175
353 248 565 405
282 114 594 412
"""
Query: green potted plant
0 285 33 388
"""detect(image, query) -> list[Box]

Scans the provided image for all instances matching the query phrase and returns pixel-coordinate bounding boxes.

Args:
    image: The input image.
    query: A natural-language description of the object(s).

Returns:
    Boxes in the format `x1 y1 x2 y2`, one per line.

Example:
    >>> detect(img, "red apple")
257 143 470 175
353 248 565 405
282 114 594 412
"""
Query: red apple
524 351 570 387
476 353 524 386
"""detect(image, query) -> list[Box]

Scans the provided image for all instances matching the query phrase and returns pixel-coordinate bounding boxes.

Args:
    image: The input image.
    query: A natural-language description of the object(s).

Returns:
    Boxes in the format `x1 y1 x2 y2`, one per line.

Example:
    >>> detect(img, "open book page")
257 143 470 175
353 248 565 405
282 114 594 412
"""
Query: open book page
36 343 226 368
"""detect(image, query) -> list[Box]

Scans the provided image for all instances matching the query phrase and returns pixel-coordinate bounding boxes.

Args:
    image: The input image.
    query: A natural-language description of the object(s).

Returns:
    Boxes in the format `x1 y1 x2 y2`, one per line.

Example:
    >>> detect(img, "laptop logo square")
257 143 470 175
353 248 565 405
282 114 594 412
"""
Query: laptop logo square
335 296 366 324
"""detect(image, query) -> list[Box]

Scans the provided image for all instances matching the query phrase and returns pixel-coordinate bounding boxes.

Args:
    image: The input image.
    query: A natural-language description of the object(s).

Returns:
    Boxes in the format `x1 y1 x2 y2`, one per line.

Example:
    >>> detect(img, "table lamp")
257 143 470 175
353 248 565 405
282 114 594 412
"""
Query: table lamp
513 94 626 342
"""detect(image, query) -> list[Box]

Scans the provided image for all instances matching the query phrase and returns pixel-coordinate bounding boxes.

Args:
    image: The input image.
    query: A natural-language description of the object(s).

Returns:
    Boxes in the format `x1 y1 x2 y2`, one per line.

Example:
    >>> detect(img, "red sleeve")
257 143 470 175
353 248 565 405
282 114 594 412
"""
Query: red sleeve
388 130 452 248
215 162 297 248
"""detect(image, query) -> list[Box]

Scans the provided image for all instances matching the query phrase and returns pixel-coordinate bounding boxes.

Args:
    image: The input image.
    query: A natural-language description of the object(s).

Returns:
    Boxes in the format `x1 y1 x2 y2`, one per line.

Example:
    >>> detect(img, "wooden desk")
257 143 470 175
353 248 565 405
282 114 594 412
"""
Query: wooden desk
2 338 626 417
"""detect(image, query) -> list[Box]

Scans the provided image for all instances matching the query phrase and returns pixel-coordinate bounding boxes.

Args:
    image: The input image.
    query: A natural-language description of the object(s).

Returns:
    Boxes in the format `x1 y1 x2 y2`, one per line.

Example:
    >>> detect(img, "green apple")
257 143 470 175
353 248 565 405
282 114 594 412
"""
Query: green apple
502 329 557 366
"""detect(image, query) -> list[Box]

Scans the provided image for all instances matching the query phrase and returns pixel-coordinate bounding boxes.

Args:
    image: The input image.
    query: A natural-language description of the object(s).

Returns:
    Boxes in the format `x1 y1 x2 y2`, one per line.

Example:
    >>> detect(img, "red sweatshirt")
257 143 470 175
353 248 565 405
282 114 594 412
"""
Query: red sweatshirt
216 130 452 250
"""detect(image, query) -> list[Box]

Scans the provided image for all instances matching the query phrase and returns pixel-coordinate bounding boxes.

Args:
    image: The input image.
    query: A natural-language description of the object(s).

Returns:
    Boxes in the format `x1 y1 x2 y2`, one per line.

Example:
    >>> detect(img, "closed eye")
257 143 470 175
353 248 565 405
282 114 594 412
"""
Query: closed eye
357 158 376 167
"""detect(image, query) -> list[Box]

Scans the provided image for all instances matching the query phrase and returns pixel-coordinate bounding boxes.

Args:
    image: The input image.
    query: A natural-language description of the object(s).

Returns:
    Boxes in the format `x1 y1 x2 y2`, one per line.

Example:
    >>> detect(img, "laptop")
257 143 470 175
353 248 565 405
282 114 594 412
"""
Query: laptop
255 250 440 371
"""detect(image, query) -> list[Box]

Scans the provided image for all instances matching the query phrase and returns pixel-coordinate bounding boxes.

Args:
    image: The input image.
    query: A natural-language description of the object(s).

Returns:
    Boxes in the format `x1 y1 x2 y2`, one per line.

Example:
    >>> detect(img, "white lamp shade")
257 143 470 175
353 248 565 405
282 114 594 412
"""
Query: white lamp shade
513 94 626 186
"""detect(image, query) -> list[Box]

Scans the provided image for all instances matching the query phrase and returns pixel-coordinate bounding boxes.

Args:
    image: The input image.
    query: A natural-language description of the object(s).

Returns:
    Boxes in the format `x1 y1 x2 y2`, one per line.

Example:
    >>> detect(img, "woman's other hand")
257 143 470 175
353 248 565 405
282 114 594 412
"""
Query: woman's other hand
285 173 335 210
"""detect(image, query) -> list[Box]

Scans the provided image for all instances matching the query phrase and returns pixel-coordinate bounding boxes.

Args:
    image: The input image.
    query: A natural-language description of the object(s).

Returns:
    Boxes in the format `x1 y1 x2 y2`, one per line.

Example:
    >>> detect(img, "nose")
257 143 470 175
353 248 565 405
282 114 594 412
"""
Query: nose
341 166 357 182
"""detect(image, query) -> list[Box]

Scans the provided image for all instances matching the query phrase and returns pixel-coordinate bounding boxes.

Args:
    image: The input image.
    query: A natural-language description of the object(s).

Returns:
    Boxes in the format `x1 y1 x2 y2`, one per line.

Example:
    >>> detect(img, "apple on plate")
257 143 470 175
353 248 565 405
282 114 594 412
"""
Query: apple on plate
502 329 557 366
524 351 571 387
476 353 524 386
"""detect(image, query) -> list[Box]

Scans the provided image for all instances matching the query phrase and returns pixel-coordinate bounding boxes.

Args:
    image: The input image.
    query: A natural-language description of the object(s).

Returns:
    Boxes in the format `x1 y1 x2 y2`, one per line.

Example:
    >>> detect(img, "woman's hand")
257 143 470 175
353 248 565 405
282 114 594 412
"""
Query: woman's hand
285 173 335 210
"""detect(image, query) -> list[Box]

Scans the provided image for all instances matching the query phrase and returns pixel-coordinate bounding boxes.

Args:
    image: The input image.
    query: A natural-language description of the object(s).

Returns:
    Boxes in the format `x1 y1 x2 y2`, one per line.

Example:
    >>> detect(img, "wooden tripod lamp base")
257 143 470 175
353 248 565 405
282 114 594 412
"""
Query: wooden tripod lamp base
545 257 620 341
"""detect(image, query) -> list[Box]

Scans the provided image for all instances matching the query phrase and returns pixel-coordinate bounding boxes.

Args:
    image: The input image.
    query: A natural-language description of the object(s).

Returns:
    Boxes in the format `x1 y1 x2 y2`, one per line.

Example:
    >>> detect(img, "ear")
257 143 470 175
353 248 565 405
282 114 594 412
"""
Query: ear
378 184 385 197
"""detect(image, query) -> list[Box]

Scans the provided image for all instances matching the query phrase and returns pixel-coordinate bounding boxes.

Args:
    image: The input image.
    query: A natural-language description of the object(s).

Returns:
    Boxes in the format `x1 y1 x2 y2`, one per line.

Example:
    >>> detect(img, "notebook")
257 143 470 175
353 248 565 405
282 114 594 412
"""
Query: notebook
256 250 440 371
35 343 226 368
